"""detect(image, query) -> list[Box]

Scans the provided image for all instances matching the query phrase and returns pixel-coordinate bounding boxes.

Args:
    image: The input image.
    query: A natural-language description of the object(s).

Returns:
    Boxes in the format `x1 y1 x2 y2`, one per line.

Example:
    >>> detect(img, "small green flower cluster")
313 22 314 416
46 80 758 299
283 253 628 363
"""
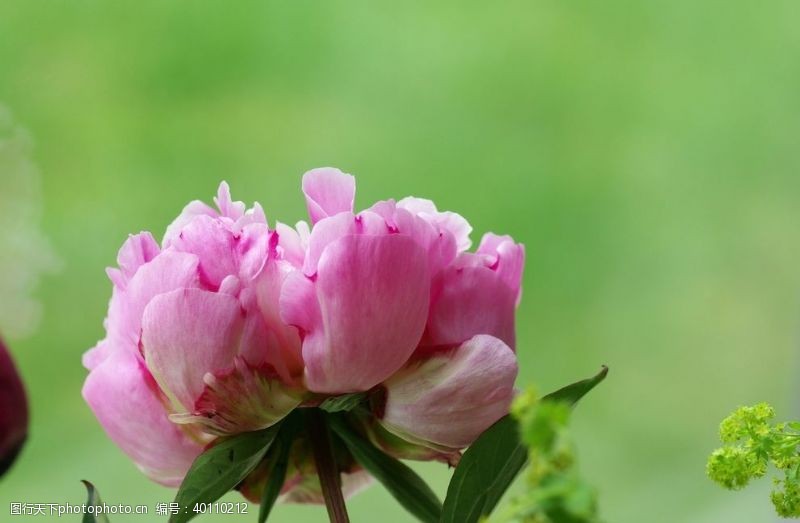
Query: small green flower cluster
499 388 601 523
706 403 800 518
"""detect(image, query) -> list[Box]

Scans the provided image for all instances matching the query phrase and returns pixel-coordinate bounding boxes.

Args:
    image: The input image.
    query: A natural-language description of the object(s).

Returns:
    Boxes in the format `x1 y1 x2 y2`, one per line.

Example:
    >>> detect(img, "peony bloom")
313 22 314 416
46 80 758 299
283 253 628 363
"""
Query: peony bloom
0 337 28 477
83 169 523 502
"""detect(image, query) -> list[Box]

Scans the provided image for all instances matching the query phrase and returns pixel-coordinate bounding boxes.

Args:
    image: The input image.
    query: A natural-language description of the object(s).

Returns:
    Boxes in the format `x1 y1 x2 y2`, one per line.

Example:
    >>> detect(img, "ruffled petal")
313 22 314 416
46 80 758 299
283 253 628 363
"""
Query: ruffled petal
169 215 239 290
170 357 301 436
82 349 203 486
425 261 518 350
106 250 200 346
381 335 518 449
299 234 430 393
302 168 356 224
113 232 160 287
398 197 473 252
141 288 244 411
477 233 525 297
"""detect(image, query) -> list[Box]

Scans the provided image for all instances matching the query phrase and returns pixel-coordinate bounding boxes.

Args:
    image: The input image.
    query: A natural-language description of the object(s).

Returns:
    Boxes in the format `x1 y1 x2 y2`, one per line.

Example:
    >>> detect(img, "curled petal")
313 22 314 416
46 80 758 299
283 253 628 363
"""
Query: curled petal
302 211 386 276
170 358 301 436
288 234 430 393
381 335 518 450
477 233 525 297
82 349 204 486
106 250 200 346
109 232 160 288
302 168 356 225
398 196 473 252
425 263 518 350
214 181 246 221
141 288 243 411
163 200 217 247
169 215 239 290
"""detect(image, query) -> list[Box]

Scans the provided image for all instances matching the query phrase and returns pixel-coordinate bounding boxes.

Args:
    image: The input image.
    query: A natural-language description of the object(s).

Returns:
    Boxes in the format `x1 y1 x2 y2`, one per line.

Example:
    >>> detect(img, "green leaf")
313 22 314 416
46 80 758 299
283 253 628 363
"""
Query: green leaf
319 392 367 413
441 415 527 523
81 481 110 523
169 425 281 523
542 366 608 407
258 419 299 523
328 413 442 523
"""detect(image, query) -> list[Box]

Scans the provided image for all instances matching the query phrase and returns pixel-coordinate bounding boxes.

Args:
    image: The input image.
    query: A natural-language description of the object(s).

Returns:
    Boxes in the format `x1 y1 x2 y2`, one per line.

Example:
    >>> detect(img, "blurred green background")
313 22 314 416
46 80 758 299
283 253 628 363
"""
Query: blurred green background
2 1 800 521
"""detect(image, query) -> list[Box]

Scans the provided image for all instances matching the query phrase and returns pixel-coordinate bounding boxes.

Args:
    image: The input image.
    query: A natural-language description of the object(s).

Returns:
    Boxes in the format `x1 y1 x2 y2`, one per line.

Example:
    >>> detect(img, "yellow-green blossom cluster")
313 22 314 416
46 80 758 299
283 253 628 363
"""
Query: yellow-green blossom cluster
497 388 601 523
707 403 800 518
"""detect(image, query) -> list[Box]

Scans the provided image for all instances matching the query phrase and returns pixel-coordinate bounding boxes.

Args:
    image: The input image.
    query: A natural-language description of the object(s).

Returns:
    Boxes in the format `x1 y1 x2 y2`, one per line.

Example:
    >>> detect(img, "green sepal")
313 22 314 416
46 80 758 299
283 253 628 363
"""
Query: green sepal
169 424 281 523
328 413 442 523
81 481 110 523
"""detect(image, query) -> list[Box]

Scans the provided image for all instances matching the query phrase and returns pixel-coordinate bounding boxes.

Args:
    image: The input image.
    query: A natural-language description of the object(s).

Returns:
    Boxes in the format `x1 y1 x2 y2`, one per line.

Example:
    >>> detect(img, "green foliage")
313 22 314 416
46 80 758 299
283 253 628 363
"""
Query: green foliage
170 425 280 523
80 481 110 523
441 415 528 523
442 368 606 523
327 413 442 523
497 389 602 523
319 393 368 413
706 403 800 518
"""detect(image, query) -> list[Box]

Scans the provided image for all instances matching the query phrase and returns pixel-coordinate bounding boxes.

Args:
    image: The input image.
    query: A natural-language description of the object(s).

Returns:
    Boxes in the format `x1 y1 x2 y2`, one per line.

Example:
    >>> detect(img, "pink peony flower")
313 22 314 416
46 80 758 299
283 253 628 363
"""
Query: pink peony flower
0 336 27 477
82 184 304 486
83 170 523 501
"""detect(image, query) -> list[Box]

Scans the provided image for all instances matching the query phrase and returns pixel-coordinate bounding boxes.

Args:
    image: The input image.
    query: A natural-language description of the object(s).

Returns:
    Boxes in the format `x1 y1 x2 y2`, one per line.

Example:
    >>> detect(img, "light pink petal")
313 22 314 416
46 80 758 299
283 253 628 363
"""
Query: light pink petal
398 197 473 252
82 349 203 486
425 263 517 350
169 215 239 290
163 200 217 246
106 250 200 345
301 234 430 393
114 232 161 286
237 223 271 283
82 339 111 371
246 260 304 381
141 288 244 411
382 335 518 449
170 358 301 436
302 211 387 276
274 222 306 268
302 168 356 224
477 233 525 295
214 181 246 221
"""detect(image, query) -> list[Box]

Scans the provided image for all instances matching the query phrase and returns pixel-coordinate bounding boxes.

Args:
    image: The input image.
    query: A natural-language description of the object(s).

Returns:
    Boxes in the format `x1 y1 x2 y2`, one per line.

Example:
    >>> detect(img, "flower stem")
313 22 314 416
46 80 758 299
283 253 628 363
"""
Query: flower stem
308 409 350 523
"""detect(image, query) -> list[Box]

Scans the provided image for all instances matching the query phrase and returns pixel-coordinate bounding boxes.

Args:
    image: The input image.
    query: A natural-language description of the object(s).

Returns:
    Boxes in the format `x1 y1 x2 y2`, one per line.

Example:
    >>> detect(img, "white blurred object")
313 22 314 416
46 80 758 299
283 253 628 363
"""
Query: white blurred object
0 106 59 339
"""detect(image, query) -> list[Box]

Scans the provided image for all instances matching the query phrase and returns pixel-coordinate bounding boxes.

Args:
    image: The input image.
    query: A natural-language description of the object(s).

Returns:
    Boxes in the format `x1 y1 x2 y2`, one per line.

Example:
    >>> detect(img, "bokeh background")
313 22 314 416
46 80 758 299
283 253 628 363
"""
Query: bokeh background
2 1 800 521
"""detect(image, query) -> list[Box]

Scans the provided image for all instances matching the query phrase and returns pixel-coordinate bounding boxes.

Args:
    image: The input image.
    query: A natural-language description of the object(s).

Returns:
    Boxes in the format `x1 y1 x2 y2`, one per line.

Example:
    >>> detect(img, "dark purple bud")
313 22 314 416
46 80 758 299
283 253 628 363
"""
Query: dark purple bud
0 336 28 477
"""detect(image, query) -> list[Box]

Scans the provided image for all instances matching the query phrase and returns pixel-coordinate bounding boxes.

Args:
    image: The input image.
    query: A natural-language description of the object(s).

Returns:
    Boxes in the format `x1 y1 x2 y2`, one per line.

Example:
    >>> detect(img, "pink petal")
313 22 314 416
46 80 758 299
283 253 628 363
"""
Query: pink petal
163 200 217 246
82 349 203 486
302 168 356 224
106 250 200 346
170 358 301 436
141 288 244 411
114 232 160 287
214 181 246 221
244 260 304 381
381 335 518 449
398 197 473 252
477 233 525 296
169 215 239 290
298 234 430 393
302 211 387 276
425 262 518 350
